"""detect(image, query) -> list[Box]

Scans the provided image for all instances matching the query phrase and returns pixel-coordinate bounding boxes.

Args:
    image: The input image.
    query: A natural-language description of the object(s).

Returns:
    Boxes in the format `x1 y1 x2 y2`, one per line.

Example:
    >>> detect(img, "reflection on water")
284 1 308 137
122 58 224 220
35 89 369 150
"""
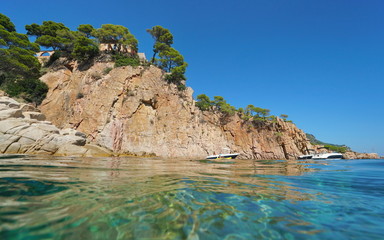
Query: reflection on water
0 155 383 239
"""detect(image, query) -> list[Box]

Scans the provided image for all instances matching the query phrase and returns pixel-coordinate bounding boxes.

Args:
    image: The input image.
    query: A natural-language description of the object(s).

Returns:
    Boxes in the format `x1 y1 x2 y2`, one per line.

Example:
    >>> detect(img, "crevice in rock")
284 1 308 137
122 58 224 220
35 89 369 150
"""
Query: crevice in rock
2 136 22 153
73 119 83 129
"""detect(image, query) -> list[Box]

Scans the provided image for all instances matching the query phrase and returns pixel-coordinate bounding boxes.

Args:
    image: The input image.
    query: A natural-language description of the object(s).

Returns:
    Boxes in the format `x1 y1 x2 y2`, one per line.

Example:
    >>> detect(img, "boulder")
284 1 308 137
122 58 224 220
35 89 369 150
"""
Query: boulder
0 96 113 157
0 109 23 120
22 112 46 121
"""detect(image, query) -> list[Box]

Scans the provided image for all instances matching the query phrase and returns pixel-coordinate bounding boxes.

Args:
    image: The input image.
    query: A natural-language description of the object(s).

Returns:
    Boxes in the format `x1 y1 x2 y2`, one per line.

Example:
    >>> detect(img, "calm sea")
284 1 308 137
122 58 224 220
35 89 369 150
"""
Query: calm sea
0 155 383 240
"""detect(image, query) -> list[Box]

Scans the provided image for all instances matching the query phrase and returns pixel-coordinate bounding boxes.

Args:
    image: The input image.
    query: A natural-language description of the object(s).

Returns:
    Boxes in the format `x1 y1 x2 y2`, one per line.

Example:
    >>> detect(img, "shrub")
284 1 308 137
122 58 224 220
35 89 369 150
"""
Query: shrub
1 77 48 105
195 94 212 111
103 67 113 75
114 55 140 67
324 144 349 153
91 71 102 80
76 92 84 99
177 84 186 91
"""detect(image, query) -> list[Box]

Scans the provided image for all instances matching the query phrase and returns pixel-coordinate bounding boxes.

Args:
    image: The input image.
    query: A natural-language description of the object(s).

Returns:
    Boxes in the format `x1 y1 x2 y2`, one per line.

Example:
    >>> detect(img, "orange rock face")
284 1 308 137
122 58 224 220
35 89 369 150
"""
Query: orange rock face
40 61 313 159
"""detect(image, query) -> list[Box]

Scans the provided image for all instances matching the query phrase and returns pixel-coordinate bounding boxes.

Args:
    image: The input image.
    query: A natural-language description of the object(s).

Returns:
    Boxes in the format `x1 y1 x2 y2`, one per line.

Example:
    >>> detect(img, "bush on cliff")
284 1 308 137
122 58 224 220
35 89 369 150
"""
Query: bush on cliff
196 94 212 111
113 54 140 67
195 93 295 127
1 77 48 105
195 94 236 116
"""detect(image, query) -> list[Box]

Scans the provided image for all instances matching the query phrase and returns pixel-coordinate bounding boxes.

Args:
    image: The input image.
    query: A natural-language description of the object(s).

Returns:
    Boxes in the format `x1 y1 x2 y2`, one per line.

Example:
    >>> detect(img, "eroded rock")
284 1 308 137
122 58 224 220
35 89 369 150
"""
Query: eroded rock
0 96 113 157
39 63 314 159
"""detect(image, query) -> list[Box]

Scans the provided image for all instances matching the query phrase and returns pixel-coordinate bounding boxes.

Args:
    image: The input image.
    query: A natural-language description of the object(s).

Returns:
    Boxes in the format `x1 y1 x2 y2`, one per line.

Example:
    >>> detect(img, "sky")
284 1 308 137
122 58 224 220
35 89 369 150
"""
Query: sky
2 0 383 155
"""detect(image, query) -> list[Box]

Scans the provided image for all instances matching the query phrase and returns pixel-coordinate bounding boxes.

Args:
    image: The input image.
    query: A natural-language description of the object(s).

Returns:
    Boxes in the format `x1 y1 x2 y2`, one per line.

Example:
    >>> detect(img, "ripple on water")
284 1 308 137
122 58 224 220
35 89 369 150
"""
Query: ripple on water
0 156 384 239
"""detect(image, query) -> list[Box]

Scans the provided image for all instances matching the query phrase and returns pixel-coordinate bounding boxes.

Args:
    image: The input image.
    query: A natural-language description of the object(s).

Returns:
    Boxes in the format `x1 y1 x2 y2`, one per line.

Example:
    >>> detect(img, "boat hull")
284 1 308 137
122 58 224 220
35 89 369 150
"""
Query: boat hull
298 153 344 160
206 153 239 160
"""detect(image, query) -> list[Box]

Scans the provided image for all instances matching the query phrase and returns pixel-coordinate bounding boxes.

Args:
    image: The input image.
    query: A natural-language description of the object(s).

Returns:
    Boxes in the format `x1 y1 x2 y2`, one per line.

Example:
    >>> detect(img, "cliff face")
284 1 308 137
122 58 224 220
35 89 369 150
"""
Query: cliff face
0 96 112 157
39 60 312 159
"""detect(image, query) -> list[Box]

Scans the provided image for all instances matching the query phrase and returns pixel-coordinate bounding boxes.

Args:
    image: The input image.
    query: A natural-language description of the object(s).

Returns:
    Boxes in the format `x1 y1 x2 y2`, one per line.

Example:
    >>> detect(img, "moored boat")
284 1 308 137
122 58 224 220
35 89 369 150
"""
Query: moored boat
206 153 239 160
298 152 344 160
297 154 314 160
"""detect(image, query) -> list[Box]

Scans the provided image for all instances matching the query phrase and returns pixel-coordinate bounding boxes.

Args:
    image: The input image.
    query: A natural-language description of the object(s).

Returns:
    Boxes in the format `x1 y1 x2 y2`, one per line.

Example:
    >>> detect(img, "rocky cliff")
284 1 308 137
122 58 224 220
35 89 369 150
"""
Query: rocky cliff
0 95 112 156
38 59 313 159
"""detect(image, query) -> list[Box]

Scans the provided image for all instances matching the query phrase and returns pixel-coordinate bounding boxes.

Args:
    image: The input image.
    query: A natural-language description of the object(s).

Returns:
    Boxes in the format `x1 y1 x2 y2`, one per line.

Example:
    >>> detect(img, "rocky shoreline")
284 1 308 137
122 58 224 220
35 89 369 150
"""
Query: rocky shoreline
0 60 380 159
0 96 113 157
1 96 379 160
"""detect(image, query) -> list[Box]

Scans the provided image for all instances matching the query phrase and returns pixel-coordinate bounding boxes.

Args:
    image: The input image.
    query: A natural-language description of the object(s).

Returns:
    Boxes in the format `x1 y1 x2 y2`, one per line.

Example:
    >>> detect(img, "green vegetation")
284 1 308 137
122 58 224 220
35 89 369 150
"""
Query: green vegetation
195 94 212 111
26 21 99 62
103 67 113 75
25 22 139 63
244 104 270 122
0 13 48 105
306 133 350 153
71 36 99 61
92 24 138 52
147 25 187 90
113 54 140 67
195 93 293 126
147 25 173 63
324 144 349 153
1 13 193 103
195 94 236 116
25 21 71 50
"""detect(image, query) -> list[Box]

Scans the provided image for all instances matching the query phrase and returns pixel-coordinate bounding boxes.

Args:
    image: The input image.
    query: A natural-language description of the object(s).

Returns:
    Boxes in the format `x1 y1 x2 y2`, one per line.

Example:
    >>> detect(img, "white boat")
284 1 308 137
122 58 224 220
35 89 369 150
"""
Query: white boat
297 154 313 160
206 153 240 160
312 152 343 159
298 152 343 160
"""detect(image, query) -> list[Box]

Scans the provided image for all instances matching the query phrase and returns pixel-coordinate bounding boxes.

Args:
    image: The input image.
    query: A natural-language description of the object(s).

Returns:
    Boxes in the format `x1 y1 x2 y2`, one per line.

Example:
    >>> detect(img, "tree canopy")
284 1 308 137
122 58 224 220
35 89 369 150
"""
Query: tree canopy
92 24 138 51
195 94 236 116
0 14 40 79
195 94 212 111
195 93 291 125
26 21 101 61
0 13 47 105
26 21 71 50
77 24 94 38
147 25 187 89
0 13 16 32
147 25 173 62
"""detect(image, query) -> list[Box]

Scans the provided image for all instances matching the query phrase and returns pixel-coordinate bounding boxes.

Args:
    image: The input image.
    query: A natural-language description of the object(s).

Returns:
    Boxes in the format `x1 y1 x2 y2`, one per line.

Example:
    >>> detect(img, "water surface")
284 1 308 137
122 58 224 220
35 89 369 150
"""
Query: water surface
0 155 383 239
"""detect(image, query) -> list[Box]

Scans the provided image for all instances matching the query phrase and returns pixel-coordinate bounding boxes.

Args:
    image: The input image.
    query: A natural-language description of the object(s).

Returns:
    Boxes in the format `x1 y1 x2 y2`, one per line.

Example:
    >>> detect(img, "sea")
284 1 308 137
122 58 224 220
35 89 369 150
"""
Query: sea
0 155 383 240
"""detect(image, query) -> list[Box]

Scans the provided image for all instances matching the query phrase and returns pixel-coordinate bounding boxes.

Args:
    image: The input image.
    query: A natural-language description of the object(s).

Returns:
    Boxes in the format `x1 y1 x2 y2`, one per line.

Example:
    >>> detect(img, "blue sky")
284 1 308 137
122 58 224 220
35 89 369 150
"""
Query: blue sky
2 0 383 155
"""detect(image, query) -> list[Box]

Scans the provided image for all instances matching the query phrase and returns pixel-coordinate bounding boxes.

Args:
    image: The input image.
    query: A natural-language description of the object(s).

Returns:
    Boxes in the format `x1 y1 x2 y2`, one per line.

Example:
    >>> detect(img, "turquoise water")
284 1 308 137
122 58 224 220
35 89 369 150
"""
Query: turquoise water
0 155 383 239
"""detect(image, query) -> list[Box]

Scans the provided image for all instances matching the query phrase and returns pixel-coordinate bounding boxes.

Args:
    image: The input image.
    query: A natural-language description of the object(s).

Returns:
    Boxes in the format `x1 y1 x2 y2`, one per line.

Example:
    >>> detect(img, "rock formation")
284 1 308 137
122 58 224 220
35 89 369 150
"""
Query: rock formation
0 96 112 157
38 59 313 159
343 151 379 159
